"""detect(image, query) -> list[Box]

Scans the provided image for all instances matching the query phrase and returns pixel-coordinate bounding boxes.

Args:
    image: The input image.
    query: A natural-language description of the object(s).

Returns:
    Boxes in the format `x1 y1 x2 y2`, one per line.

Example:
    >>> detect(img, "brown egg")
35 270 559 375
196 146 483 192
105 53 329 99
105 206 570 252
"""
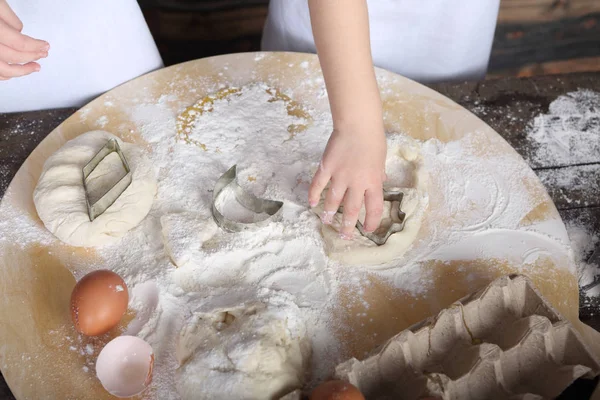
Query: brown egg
70 270 128 336
310 380 365 400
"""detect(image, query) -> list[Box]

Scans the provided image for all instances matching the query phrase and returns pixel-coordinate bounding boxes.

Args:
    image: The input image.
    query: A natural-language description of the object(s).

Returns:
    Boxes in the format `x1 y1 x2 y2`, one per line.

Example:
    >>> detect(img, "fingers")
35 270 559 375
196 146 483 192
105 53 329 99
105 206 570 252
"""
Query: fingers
309 162 331 207
363 187 384 232
0 42 46 64
0 18 49 53
0 15 48 80
0 0 23 31
321 182 345 225
0 60 40 78
340 188 364 239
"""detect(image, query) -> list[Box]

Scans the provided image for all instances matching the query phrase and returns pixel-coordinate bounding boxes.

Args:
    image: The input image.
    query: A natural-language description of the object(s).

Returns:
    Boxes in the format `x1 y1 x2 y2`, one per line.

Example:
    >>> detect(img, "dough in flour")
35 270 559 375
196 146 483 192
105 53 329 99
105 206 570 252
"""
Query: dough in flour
34 130 157 247
175 298 309 400
314 138 428 266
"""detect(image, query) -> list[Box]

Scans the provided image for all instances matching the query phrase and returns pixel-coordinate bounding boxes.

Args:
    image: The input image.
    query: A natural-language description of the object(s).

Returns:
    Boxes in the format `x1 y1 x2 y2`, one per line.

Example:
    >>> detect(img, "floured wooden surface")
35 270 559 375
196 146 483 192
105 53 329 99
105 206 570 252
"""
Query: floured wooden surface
0 52 597 399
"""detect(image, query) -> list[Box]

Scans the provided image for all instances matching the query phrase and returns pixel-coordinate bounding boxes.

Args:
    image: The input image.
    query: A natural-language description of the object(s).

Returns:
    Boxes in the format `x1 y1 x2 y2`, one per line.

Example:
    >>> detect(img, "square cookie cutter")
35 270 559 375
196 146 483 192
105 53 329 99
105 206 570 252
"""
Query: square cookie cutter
338 189 407 245
211 165 284 232
82 138 132 221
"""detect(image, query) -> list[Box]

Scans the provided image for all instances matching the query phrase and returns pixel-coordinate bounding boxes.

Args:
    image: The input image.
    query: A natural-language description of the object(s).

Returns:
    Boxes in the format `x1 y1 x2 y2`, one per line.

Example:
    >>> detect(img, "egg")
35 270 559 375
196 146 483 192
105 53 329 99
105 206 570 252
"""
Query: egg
310 380 365 400
70 270 128 336
96 335 154 398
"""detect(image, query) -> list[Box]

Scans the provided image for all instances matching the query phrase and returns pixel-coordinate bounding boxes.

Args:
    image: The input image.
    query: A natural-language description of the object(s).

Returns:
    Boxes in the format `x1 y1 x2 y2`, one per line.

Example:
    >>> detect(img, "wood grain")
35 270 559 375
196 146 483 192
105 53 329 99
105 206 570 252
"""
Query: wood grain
489 56 600 78
498 0 600 23
490 12 600 70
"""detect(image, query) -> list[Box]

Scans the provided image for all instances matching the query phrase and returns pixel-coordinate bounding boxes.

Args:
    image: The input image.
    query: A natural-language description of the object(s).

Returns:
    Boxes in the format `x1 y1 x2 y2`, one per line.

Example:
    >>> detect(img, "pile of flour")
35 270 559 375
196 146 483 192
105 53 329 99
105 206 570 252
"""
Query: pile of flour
526 89 600 168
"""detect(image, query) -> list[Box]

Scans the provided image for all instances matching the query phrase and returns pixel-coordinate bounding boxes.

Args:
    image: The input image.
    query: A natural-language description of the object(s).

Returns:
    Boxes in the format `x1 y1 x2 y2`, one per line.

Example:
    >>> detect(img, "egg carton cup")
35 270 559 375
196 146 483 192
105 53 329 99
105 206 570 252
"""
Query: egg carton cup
335 274 600 400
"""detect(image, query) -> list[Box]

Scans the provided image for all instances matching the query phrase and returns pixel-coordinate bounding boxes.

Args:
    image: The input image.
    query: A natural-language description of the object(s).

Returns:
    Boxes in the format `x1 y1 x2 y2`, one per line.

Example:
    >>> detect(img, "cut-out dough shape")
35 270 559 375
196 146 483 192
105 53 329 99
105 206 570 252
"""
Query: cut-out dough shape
34 130 157 247
313 139 428 266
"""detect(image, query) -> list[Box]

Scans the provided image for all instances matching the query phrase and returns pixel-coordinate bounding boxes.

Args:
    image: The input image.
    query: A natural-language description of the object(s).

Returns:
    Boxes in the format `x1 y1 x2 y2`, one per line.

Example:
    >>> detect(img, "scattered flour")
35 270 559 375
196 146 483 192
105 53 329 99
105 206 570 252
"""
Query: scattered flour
0 83 587 399
526 89 600 168
524 90 600 295
566 222 600 297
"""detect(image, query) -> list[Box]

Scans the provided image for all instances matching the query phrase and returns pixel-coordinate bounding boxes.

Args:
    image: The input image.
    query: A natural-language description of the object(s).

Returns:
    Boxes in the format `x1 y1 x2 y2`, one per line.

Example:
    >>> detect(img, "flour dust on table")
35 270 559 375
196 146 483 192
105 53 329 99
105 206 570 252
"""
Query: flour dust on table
526 89 600 168
0 82 583 399
524 90 600 297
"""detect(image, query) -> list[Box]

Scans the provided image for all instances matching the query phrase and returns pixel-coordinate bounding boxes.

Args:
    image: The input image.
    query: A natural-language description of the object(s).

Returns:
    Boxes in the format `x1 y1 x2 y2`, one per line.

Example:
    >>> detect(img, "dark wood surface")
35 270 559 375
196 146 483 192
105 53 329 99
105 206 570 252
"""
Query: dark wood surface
139 1 600 76
1 72 599 399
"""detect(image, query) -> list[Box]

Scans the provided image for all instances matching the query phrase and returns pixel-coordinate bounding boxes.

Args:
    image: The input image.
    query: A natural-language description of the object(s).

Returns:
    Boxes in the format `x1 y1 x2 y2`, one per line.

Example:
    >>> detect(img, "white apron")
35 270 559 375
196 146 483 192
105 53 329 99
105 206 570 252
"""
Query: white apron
262 0 500 83
1 0 163 112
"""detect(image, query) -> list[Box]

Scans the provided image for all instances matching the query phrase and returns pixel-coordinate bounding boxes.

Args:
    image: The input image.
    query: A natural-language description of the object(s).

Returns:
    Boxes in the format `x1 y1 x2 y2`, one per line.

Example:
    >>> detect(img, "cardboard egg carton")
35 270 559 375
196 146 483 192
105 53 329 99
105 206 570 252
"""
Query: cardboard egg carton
335 274 600 400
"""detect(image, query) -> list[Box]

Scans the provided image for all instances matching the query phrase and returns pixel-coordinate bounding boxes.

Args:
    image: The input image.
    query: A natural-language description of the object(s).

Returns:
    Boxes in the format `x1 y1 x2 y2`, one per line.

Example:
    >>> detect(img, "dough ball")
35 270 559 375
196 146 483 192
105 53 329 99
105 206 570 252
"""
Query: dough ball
175 301 309 400
34 130 157 247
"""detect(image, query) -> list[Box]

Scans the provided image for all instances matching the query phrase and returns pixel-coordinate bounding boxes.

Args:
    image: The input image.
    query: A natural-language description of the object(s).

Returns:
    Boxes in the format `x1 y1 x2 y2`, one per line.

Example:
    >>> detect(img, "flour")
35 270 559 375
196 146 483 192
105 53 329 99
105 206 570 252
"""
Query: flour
0 83 585 398
566 222 600 297
526 90 600 168
524 90 600 295
537 164 600 208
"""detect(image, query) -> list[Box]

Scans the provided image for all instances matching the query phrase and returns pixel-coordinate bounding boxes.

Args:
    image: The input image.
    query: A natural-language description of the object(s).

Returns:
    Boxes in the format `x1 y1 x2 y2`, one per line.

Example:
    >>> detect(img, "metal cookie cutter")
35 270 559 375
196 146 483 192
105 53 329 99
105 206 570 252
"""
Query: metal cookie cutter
338 189 406 246
211 165 284 232
82 138 132 221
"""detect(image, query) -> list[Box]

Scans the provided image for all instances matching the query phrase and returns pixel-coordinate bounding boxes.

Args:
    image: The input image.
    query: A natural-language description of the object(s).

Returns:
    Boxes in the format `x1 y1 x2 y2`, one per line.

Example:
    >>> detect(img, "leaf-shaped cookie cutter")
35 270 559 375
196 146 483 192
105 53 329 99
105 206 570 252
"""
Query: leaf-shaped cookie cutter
338 189 406 245
211 165 284 232
82 138 132 221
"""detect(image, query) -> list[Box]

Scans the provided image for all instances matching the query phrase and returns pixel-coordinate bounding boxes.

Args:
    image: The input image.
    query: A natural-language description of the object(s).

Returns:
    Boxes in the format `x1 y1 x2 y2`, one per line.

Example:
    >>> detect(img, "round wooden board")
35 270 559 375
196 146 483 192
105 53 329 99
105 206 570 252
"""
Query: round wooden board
1 52 598 399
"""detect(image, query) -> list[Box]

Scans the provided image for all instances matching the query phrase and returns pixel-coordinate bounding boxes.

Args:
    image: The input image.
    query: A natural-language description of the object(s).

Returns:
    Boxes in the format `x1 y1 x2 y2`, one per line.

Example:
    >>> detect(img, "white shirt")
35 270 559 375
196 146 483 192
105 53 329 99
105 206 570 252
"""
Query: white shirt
1 0 163 112
262 0 500 83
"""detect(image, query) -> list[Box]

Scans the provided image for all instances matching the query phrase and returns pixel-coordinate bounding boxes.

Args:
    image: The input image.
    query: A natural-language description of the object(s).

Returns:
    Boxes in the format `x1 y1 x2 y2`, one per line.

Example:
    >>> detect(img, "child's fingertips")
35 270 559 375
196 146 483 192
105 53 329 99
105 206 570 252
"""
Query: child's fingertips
339 232 353 240
321 211 335 225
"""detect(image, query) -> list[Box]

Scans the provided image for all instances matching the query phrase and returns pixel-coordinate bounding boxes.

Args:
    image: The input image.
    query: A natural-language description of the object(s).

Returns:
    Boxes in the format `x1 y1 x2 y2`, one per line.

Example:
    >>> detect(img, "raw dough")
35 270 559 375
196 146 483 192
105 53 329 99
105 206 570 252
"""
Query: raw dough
34 130 157 247
314 139 428 266
175 296 309 400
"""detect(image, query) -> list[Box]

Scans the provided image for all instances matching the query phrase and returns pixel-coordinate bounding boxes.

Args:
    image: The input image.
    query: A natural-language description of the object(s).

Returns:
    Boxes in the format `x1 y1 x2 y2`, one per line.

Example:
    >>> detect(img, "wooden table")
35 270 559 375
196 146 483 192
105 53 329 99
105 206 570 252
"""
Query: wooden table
1 72 599 399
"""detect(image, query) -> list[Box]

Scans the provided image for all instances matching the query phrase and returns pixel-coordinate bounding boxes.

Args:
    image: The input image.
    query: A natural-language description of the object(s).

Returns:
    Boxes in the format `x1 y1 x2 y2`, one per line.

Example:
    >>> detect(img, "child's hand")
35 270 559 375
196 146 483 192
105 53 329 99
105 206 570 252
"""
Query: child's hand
0 0 49 80
308 0 387 240
310 121 387 239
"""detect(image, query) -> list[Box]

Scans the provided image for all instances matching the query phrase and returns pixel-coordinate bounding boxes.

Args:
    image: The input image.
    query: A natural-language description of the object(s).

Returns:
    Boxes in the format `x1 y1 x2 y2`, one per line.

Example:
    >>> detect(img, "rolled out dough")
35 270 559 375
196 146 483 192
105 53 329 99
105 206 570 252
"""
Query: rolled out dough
33 130 157 247
314 138 428 266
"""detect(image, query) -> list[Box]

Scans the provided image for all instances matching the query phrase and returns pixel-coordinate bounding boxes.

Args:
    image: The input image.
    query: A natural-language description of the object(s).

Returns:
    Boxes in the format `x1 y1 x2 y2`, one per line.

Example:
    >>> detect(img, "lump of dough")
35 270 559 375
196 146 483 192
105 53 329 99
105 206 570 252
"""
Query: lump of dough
34 130 157 247
175 301 309 400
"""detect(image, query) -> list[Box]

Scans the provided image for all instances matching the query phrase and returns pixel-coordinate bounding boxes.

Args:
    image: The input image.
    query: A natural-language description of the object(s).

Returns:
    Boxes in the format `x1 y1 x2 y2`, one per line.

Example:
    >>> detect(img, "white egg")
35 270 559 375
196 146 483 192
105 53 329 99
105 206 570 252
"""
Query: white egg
96 336 154 398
